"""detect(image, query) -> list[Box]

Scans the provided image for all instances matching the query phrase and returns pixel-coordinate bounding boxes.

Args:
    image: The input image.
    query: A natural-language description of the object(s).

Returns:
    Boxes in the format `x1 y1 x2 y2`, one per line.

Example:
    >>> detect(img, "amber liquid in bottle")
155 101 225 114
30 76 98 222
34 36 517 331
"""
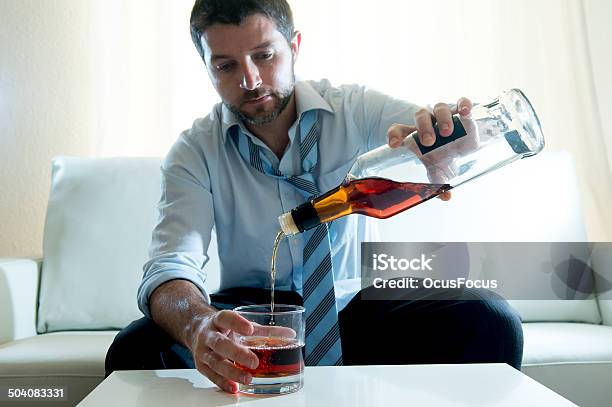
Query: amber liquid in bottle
289 177 452 232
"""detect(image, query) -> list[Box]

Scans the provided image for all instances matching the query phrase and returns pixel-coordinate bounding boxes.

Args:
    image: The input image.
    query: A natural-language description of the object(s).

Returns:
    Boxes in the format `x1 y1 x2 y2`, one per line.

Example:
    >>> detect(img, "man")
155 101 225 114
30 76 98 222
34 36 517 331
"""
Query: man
106 0 523 394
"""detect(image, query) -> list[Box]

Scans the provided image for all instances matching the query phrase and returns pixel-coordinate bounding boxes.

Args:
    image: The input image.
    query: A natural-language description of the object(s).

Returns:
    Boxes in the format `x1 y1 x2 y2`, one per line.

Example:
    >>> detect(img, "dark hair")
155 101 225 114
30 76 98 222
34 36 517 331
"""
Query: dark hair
190 0 295 62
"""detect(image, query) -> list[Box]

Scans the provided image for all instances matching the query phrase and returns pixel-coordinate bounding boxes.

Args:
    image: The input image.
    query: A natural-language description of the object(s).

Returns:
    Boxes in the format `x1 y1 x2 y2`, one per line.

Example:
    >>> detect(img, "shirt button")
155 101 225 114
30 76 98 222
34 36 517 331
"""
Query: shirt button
293 239 299 247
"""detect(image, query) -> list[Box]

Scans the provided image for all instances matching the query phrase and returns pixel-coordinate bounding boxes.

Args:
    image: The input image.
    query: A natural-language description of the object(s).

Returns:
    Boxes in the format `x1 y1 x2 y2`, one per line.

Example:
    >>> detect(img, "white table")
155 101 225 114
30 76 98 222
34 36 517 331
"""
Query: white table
78 364 576 406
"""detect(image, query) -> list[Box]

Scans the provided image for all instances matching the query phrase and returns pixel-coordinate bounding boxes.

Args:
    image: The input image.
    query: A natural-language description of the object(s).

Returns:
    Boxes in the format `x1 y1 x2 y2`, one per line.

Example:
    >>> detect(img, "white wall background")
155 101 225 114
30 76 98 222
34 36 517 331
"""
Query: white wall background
1 0 611 257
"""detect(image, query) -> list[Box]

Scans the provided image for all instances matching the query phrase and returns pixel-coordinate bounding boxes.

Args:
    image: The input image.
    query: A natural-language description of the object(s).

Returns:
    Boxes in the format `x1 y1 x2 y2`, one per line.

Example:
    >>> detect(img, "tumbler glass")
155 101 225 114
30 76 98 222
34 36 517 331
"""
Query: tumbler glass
233 304 305 395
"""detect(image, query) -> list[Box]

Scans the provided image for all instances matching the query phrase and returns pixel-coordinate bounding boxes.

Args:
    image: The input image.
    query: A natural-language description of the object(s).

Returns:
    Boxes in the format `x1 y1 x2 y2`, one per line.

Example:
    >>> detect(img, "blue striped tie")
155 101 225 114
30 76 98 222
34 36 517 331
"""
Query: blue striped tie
234 110 344 366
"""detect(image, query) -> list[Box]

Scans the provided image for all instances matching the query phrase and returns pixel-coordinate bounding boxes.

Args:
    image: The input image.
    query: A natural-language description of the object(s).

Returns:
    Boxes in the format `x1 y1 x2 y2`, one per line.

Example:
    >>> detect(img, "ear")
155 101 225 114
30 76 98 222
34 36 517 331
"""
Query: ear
291 30 302 62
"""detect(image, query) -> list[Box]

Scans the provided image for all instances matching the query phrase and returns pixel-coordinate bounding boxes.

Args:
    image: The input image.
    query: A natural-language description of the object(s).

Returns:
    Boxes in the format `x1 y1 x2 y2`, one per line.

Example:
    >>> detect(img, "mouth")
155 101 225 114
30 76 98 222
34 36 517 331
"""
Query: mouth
244 94 272 105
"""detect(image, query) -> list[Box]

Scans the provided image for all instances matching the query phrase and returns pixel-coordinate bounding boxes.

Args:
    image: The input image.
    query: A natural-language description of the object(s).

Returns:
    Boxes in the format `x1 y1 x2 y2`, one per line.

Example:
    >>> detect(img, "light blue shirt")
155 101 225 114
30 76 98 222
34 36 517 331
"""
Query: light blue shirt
138 79 420 317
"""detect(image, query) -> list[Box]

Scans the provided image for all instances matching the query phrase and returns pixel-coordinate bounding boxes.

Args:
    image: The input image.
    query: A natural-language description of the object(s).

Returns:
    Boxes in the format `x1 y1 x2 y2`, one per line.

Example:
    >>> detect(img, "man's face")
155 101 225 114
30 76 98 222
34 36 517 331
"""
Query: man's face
200 14 300 126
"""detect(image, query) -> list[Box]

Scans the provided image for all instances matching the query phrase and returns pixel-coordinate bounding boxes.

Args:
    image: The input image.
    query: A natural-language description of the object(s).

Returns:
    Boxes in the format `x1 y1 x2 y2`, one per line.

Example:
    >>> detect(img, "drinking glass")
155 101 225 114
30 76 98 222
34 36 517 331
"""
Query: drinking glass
232 304 305 395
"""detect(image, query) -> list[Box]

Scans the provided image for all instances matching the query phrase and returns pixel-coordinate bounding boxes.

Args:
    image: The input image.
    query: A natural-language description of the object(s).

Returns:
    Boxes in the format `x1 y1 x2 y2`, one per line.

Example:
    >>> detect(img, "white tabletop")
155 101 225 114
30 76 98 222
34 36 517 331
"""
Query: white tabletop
78 364 576 406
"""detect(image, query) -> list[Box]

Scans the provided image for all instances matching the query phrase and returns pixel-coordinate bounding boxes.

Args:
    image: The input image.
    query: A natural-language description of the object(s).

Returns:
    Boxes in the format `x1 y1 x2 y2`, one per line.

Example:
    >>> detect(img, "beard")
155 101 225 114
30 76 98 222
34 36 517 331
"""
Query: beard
225 80 295 126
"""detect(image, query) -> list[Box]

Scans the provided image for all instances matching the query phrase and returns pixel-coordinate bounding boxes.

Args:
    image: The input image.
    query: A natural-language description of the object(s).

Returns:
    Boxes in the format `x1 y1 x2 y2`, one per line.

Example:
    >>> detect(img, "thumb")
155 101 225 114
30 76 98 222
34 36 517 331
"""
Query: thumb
387 123 417 148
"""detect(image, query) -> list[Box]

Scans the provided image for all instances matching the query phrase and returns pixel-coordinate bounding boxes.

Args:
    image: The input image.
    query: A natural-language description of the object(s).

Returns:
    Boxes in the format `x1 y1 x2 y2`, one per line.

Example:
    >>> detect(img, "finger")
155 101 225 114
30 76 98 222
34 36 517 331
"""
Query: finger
200 349 253 385
213 310 254 336
438 191 452 201
433 103 454 137
415 107 436 147
195 358 239 393
252 322 297 338
206 331 259 369
455 97 473 117
386 123 417 148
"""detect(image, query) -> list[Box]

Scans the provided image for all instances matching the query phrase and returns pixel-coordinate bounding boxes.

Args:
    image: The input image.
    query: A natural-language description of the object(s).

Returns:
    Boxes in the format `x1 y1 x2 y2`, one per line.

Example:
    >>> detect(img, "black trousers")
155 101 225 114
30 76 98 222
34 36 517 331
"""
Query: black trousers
105 285 523 377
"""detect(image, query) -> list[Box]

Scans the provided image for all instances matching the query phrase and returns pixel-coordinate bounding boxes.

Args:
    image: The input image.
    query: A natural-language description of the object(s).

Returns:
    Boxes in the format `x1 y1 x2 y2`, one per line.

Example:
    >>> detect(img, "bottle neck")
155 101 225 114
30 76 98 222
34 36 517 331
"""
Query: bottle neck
279 200 321 235
291 201 321 233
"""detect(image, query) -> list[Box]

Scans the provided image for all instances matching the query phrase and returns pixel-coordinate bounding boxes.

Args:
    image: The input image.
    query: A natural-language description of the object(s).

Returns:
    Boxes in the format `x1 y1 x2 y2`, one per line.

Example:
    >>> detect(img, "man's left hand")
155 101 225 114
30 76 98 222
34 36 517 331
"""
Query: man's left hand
386 97 474 201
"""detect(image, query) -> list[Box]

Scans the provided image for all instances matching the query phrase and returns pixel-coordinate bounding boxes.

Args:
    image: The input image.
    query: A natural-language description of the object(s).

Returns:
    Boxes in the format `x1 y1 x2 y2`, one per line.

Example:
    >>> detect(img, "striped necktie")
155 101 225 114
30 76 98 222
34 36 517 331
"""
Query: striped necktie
233 110 344 366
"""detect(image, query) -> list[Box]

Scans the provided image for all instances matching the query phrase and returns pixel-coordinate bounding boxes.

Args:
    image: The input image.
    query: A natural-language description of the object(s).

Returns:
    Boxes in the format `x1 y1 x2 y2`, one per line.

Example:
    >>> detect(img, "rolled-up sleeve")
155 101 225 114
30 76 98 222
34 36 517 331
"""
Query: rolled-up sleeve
137 130 214 317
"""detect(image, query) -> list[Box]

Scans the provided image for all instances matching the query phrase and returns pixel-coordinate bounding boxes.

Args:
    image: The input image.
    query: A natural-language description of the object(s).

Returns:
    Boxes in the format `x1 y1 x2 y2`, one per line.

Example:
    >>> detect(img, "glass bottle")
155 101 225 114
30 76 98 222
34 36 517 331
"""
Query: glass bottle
278 89 545 235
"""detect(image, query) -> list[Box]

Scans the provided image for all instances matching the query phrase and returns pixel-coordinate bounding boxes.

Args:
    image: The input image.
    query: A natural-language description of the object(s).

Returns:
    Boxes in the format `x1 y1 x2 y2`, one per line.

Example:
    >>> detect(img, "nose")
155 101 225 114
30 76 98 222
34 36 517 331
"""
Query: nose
239 60 262 91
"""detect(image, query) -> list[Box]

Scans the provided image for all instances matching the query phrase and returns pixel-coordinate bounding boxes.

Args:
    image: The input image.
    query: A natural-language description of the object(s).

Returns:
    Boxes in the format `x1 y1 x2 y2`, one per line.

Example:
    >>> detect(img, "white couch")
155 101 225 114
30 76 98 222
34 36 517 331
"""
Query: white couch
1 152 611 406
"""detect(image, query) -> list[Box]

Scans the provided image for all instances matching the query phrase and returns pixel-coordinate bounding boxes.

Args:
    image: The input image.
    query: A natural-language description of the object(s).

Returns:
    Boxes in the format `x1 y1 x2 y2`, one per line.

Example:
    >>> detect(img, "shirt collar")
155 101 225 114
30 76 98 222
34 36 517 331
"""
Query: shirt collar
220 80 335 143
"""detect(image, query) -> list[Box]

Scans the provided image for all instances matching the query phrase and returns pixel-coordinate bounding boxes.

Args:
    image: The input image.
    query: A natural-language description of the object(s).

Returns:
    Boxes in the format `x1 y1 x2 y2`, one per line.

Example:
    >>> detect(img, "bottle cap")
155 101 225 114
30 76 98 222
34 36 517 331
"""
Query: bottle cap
278 212 300 236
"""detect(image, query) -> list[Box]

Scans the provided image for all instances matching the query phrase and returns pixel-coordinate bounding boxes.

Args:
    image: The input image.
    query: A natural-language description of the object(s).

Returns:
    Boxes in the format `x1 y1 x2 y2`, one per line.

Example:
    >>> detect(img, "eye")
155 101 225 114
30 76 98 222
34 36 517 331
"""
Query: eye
216 62 235 73
257 52 274 61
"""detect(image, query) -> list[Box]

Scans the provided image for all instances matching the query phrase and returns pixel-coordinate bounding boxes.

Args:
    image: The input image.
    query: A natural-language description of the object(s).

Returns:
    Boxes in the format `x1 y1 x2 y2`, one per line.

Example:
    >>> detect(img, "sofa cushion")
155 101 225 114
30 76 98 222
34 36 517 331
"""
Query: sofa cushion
591 243 612 326
508 300 600 324
38 157 162 332
0 331 116 376
599 301 612 327
37 156 222 332
0 331 117 407
521 322 612 407
522 322 612 365
375 152 599 323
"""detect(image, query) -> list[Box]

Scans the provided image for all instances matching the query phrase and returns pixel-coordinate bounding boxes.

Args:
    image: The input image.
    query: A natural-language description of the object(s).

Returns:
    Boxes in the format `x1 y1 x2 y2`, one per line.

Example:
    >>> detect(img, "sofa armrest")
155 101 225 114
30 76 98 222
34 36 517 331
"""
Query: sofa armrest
0 258 40 344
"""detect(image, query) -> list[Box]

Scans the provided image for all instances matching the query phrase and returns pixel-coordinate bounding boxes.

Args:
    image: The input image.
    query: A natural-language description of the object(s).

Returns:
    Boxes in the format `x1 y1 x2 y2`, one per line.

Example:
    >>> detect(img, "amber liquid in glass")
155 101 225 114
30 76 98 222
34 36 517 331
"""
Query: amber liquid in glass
235 336 304 378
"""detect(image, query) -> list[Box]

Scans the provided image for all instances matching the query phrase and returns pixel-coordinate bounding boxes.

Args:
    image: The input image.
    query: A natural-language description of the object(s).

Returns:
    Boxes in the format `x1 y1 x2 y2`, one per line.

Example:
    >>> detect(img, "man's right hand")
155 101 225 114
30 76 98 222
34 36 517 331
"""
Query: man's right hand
150 280 261 394
150 280 295 394
188 310 259 393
